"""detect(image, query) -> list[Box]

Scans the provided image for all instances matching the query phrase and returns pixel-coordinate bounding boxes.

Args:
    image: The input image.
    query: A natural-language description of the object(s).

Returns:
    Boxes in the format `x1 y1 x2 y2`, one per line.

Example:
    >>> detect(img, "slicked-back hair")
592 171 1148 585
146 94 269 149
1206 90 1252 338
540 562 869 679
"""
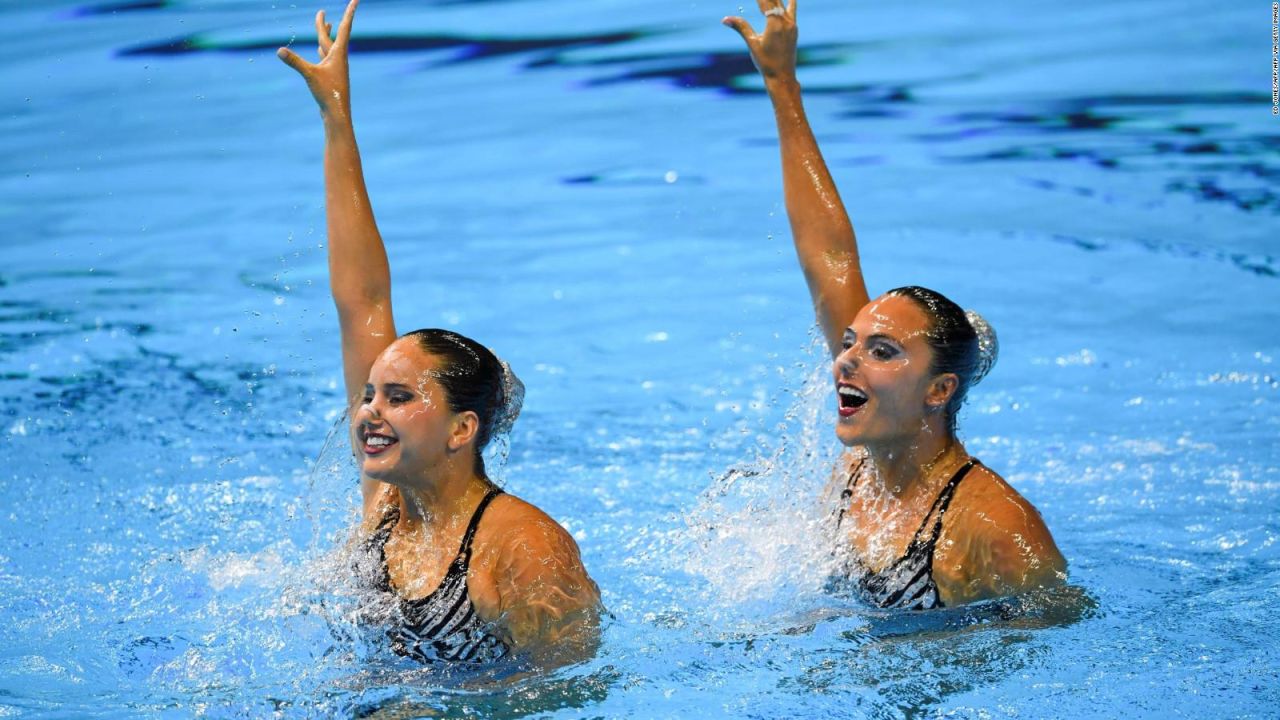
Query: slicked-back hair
883 286 982 436
402 328 505 476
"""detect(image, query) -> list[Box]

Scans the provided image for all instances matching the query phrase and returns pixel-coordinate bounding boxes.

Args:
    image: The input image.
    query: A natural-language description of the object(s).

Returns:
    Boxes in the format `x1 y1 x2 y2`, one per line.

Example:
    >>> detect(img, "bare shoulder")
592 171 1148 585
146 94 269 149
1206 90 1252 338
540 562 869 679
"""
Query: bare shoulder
470 492 595 592
934 463 1067 604
468 491 600 651
476 493 585 557
952 458 1059 548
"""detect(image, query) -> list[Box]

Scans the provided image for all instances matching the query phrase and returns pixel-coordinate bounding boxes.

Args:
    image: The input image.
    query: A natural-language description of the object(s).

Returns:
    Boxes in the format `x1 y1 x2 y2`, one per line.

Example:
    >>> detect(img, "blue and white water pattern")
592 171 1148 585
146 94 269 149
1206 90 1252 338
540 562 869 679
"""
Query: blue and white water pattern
1 0 1276 716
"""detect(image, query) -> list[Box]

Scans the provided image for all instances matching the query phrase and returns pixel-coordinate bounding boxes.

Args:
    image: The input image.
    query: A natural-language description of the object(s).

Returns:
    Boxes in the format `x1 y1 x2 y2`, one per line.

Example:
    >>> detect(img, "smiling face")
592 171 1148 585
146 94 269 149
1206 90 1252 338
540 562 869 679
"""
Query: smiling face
353 337 474 484
832 294 957 448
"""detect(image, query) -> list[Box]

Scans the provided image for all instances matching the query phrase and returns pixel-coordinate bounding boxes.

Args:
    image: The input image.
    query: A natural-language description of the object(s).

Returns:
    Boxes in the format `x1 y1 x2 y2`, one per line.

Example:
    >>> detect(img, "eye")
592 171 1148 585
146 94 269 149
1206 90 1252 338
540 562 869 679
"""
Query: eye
388 392 412 405
362 389 374 404
841 332 856 351
869 342 898 361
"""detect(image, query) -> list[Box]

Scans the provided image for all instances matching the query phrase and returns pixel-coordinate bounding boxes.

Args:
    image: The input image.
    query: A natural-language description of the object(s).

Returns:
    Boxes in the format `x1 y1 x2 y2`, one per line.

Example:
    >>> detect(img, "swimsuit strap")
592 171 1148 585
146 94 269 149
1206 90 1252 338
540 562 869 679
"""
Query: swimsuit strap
910 458 979 555
368 504 400 593
370 487 504 570
836 456 867 529
372 503 401 542
455 487 504 562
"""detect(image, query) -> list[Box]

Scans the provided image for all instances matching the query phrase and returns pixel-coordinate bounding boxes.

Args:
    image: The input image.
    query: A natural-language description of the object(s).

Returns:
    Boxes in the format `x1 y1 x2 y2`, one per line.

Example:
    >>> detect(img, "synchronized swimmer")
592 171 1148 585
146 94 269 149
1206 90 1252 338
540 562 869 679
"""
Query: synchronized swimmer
725 0 1065 608
278 0 600 664
277 0 1066 664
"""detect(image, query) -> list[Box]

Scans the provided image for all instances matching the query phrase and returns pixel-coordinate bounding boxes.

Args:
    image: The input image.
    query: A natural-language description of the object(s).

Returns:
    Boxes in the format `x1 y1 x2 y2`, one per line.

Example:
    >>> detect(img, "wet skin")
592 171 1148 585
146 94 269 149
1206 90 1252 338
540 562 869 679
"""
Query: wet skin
725 0 1066 607
833 294 952 450
280 0 599 658
829 295 1066 605
354 340 462 487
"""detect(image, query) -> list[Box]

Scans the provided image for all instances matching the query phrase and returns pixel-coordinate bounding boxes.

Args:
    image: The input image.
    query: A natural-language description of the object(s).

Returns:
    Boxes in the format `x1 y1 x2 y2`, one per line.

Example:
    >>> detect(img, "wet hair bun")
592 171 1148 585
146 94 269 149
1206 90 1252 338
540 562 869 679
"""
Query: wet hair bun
491 357 525 437
964 309 999 385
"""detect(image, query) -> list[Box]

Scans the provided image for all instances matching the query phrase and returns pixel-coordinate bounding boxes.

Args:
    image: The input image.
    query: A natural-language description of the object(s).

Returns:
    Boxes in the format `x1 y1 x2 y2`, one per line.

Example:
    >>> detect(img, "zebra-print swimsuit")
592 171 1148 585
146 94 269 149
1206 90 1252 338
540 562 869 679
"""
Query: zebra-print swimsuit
363 488 509 664
836 459 979 611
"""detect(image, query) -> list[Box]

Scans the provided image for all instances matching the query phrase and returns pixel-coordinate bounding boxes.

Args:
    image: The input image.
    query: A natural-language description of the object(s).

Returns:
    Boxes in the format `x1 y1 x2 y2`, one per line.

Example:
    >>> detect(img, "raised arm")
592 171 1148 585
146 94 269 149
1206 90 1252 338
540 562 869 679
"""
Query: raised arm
724 0 869 358
279 0 396 516
278 0 396 409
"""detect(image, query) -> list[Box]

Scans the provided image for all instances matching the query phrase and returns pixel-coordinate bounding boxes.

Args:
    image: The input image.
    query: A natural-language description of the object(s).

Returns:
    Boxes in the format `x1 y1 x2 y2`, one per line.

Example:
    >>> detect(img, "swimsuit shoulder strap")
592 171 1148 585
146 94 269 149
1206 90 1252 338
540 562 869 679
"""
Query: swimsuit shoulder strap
372 503 400 544
455 487 504 562
835 456 868 529
367 503 401 591
912 458 979 554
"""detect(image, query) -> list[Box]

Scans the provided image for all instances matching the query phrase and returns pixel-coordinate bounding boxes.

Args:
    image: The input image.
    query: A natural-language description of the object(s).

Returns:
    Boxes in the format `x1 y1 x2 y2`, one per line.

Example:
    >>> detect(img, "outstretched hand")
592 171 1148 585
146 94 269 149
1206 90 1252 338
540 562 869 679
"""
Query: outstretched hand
722 0 798 81
277 0 359 118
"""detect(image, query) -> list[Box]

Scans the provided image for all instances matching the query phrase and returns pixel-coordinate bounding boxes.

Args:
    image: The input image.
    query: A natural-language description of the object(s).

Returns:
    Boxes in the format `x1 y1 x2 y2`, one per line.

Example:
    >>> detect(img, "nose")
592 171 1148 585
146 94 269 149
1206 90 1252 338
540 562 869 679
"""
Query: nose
355 395 382 424
834 345 859 376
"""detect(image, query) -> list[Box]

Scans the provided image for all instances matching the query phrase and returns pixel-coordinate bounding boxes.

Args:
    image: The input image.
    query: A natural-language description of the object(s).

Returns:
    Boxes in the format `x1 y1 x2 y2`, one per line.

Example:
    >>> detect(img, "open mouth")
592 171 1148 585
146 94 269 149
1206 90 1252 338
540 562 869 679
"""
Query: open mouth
837 385 868 417
363 432 398 455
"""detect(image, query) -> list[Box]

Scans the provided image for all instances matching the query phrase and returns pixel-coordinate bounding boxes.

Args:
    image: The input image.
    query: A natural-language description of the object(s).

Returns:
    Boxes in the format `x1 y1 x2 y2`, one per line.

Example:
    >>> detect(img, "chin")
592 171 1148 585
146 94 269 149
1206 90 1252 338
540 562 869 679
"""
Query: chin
834 422 864 447
365 469 414 492
360 457 397 482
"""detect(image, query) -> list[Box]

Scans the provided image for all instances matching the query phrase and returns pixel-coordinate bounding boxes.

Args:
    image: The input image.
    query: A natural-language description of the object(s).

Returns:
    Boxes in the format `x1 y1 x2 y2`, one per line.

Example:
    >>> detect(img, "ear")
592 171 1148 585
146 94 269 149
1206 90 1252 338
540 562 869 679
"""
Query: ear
447 410 481 452
925 373 959 412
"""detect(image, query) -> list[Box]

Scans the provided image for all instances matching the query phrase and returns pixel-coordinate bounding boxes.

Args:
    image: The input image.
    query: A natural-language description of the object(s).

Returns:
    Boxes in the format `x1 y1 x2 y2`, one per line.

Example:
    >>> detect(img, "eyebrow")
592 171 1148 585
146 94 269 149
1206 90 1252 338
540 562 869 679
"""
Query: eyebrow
364 382 414 392
844 329 903 345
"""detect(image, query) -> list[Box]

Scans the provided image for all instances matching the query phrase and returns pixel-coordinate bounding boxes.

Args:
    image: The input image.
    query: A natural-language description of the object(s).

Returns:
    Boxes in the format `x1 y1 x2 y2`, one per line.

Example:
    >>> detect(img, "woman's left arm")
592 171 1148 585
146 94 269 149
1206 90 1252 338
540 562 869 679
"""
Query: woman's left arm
937 491 1067 606
492 516 602 661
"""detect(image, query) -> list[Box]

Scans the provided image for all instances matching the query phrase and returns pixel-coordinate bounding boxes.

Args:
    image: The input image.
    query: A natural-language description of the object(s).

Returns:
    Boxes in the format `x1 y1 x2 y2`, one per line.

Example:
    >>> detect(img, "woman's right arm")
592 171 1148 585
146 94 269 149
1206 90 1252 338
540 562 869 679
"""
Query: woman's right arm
724 1 869 358
278 0 397 515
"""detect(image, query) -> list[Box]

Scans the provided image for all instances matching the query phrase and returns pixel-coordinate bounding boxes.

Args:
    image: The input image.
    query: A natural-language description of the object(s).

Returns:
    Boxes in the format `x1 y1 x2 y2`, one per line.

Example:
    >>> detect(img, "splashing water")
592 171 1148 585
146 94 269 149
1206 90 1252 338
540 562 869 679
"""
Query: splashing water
675 332 848 617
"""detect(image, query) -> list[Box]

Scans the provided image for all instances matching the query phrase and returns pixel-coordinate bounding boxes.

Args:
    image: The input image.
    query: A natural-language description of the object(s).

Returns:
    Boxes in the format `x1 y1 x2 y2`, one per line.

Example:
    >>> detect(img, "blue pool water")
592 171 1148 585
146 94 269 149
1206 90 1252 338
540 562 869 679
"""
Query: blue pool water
1 0 1277 716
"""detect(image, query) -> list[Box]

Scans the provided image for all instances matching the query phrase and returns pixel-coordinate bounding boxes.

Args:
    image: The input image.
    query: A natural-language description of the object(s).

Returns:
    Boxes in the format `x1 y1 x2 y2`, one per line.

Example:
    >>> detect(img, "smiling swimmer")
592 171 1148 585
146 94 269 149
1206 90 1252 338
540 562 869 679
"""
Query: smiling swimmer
723 0 1066 608
277 0 599 661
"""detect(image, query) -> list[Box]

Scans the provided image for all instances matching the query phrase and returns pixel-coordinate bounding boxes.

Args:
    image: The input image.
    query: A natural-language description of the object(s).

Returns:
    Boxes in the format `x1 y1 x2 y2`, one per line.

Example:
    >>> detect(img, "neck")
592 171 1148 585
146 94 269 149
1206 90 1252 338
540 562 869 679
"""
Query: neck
395 457 489 529
863 423 963 500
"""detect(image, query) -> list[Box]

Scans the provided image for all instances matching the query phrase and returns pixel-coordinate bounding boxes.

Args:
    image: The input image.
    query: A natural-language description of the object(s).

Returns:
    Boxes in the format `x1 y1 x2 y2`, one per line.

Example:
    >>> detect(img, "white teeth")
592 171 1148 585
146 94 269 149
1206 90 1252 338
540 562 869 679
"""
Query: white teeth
366 436 393 447
838 386 866 400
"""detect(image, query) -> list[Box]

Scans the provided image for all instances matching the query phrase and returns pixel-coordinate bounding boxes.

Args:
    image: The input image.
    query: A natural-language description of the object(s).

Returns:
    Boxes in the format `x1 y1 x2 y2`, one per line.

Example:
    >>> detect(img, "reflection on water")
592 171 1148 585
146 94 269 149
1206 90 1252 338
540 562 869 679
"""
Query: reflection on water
74 0 539 16
110 13 1278 221
1044 231 1278 278
858 584 1097 641
67 0 167 17
340 665 618 720
53 0 1280 229
934 93 1280 216
120 30 652 64
717 586 1095 718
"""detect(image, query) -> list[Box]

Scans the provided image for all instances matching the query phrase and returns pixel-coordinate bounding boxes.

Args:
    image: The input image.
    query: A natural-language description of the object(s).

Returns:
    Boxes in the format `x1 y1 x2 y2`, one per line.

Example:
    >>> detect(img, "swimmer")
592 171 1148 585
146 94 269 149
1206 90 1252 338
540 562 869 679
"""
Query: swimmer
277 0 599 662
724 1 1066 609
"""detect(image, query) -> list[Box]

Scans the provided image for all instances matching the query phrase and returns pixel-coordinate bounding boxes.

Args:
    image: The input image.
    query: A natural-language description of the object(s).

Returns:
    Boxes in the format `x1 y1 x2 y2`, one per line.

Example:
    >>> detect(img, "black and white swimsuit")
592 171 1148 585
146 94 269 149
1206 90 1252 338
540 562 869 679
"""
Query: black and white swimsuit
835 459 979 611
361 488 510 664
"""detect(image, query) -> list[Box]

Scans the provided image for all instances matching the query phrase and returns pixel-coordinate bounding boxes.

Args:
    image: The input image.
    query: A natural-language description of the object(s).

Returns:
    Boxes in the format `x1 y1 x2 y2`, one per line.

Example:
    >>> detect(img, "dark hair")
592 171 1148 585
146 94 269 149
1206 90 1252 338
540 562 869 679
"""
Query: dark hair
402 328 506 476
884 286 985 435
